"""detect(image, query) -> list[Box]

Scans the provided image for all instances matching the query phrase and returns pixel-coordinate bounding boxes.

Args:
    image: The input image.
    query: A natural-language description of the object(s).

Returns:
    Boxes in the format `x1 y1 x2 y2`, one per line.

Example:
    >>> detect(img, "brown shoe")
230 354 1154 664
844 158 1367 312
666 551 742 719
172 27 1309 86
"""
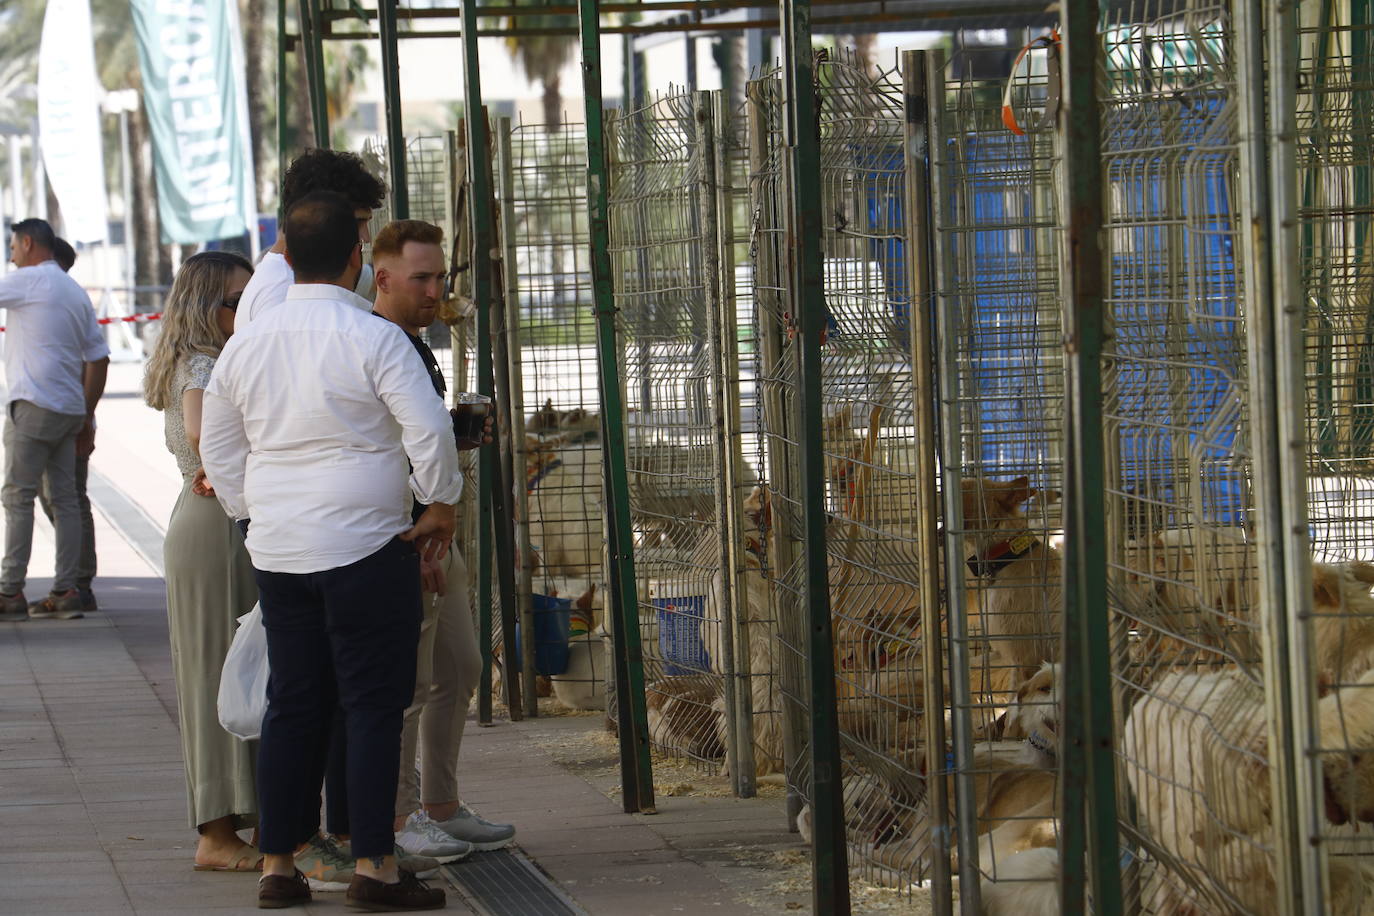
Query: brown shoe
345 871 445 911
0 591 26 622
28 590 84 620
258 869 311 909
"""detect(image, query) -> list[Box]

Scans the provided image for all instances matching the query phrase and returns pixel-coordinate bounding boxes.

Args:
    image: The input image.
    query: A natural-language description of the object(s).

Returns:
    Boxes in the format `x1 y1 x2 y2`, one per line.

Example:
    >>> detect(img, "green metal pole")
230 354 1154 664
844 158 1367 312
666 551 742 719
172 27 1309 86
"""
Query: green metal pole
378 0 408 218
461 0 523 721
1059 0 1122 911
577 0 657 815
778 0 848 911
1233 0 1308 908
276 0 288 206
297 0 329 147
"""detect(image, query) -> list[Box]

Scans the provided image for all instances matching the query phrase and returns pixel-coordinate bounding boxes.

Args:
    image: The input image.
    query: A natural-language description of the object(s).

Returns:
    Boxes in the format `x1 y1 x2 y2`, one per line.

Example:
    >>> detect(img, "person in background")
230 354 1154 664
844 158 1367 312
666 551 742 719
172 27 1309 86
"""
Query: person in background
143 251 262 872
370 220 515 860
37 237 98 612
0 219 108 621
201 191 459 911
235 148 385 331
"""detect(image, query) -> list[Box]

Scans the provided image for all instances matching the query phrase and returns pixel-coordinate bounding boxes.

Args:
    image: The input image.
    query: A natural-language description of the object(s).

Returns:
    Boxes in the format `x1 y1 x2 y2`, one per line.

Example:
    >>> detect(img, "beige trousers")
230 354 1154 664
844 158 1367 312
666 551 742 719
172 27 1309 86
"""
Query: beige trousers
396 547 481 815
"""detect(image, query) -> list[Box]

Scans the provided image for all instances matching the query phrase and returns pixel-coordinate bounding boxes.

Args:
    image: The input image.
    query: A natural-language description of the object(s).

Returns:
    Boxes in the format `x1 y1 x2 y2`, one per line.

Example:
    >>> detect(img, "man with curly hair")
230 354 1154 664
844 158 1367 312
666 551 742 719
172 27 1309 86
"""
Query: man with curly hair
235 148 387 332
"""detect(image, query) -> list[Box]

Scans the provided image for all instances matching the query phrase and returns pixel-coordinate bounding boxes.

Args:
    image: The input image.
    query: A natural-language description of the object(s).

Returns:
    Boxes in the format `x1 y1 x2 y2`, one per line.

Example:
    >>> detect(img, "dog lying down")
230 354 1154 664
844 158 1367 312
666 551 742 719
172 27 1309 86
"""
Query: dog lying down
1124 665 1374 913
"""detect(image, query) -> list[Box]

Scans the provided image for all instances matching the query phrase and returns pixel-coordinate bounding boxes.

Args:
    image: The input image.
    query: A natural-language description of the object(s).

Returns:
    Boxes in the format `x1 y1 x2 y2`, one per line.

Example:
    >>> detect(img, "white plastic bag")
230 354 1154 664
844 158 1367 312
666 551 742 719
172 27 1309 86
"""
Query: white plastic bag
218 603 269 740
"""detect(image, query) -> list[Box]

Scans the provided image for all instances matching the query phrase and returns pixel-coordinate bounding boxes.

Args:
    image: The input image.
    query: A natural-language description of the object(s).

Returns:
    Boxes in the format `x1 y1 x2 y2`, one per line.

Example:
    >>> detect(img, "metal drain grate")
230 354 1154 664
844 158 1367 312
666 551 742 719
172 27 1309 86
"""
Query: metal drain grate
442 848 584 916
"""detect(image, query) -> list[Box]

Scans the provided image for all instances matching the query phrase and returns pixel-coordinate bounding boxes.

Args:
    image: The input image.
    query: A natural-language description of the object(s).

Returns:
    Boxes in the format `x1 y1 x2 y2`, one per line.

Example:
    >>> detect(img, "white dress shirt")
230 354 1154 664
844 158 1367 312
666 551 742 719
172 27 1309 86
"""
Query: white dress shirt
235 250 375 333
0 260 109 415
233 251 294 333
201 282 463 574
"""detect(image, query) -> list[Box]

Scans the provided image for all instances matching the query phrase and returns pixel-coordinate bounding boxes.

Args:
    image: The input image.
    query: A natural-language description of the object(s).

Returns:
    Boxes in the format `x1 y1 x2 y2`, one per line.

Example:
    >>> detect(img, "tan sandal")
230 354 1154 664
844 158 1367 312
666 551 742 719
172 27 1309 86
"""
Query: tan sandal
193 843 264 872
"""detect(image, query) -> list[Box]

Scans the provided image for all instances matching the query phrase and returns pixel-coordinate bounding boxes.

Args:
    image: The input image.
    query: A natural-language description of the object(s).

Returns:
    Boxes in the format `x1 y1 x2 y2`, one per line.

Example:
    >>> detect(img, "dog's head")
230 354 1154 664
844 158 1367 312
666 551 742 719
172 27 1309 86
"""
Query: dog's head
527 398 560 431
960 476 1038 533
1313 560 1374 612
1004 662 1060 761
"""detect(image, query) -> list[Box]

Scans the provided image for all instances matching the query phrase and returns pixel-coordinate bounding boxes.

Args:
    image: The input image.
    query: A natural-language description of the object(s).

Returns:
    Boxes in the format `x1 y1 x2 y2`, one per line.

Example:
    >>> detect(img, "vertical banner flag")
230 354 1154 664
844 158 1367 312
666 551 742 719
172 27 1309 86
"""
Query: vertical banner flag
131 0 258 244
37 0 109 243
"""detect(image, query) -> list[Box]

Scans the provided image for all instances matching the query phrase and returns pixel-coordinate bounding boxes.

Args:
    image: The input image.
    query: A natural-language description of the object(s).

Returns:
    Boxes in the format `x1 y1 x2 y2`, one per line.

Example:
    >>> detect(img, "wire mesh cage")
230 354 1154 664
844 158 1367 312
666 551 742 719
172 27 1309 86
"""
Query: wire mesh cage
926 41 1068 904
606 88 760 777
1290 1 1374 908
495 117 608 715
1091 4 1290 912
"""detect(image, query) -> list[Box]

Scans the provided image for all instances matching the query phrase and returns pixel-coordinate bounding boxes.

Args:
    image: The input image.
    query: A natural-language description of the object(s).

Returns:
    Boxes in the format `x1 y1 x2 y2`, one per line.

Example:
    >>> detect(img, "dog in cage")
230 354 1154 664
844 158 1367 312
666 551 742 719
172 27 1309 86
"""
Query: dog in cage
1123 664 1374 915
711 485 787 784
861 667 1065 880
977 846 1064 916
1310 560 1374 685
526 398 600 437
997 661 1060 768
645 673 727 762
1117 525 1262 667
960 476 1064 679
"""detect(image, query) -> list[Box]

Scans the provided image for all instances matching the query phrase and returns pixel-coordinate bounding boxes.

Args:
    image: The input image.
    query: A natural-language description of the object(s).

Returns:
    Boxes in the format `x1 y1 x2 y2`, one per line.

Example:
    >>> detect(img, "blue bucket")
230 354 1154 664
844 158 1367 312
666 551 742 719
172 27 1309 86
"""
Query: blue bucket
652 593 711 675
512 593 572 676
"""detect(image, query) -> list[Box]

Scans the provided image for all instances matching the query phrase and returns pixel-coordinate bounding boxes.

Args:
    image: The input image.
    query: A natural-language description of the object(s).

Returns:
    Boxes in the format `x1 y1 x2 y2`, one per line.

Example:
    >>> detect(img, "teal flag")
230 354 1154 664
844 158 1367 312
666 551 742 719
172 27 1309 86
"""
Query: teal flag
131 0 257 244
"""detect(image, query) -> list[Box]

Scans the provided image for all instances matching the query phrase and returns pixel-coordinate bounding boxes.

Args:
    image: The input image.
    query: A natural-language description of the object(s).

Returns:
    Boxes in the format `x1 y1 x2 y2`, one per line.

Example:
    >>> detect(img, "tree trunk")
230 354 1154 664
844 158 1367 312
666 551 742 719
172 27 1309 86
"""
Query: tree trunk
542 71 562 133
852 33 877 77
293 44 316 151
243 0 268 208
130 105 163 303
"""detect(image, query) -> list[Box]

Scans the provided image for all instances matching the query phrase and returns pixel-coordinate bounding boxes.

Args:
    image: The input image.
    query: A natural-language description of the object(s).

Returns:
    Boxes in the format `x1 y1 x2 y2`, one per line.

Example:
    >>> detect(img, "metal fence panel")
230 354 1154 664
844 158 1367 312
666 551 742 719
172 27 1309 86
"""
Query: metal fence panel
607 89 754 777
497 119 609 715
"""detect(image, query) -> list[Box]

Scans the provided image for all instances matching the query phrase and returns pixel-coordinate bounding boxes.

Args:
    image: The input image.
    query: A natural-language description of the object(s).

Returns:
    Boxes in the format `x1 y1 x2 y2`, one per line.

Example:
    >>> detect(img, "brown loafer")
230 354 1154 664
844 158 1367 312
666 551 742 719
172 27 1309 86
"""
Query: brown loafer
259 869 311 909
345 871 445 911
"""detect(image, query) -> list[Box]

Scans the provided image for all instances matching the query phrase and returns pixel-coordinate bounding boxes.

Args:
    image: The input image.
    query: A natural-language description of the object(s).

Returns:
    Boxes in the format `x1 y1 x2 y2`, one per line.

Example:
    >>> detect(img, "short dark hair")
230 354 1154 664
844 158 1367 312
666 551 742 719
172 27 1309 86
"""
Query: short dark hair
11 218 56 252
281 148 386 213
284 191 361 282
371 220 444 263
53 238 76 272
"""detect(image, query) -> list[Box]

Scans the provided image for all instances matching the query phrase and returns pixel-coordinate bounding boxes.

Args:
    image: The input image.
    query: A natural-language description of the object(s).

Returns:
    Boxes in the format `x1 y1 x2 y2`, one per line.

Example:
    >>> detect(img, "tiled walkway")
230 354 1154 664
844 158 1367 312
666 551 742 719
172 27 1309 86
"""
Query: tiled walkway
0 365 802 915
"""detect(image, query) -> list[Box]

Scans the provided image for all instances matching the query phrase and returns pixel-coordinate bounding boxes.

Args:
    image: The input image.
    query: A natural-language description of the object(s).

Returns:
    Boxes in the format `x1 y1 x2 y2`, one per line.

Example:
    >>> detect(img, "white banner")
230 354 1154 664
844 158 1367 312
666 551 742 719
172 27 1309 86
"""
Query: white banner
37 0 108 243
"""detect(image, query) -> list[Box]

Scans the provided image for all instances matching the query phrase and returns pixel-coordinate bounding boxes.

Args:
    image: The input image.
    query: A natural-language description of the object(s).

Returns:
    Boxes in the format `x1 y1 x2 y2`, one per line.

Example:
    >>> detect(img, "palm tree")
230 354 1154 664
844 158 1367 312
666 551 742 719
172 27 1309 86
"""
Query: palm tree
501 1 578 131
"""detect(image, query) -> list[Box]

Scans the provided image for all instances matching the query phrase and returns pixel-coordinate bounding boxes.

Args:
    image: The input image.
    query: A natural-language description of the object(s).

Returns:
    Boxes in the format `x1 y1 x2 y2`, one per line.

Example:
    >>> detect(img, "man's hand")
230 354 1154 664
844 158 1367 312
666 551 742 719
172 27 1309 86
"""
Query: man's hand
420 555 447 596
452 410 496 451
401 501 456 563
76 418 96 458
191 467 216 497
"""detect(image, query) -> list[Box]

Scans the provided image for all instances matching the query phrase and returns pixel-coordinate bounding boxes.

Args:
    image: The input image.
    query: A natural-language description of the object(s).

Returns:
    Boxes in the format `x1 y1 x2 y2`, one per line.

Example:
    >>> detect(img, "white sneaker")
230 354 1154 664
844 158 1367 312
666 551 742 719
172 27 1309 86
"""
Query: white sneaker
396 810 473 863
432 806 516 851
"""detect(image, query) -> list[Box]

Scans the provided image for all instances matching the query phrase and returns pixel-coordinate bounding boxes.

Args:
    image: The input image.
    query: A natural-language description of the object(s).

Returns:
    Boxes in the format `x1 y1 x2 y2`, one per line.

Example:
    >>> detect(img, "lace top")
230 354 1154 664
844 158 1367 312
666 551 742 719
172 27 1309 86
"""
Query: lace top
163 353 216 479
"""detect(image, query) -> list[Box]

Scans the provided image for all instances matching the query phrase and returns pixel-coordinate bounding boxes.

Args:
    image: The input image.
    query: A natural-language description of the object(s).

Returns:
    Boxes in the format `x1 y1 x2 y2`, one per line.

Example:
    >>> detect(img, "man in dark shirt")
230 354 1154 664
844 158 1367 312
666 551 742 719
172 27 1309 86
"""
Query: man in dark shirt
371 220 516 857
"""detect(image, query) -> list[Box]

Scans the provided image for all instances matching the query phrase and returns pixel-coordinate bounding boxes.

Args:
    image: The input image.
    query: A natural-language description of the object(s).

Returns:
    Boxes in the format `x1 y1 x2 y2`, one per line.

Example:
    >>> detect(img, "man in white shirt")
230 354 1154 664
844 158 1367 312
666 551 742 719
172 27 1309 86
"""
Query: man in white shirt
38 238 100 613
0 219 110 621
235 148 385 332
200 192 458 912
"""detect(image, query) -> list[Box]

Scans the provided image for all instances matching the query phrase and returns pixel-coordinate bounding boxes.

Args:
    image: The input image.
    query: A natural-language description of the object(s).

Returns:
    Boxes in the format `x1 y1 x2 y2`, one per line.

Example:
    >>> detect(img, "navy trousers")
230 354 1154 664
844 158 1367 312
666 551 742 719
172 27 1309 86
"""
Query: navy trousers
254 536 421 858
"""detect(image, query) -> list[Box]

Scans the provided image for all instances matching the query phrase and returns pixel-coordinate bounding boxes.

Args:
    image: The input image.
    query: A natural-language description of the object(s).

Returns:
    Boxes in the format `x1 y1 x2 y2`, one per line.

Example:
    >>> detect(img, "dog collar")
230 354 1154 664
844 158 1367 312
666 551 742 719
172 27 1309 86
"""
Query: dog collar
966 532 1037 579
1027 729 1055 758
526 458 563 492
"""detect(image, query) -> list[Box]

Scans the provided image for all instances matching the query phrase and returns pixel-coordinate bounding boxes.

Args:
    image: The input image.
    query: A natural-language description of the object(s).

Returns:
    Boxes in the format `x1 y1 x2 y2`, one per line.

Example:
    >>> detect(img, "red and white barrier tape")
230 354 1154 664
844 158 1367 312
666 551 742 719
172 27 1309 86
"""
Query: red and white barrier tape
0 313 161 332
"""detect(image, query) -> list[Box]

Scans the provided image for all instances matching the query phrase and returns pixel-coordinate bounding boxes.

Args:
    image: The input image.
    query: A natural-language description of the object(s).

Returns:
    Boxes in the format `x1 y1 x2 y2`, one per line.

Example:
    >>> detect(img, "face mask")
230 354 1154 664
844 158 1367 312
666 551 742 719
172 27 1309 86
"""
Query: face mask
354 263 376 302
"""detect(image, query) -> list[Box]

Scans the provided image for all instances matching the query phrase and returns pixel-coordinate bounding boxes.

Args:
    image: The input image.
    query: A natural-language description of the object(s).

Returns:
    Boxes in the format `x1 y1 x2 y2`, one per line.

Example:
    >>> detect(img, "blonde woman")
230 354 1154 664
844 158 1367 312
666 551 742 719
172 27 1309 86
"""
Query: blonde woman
144 251 262 871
